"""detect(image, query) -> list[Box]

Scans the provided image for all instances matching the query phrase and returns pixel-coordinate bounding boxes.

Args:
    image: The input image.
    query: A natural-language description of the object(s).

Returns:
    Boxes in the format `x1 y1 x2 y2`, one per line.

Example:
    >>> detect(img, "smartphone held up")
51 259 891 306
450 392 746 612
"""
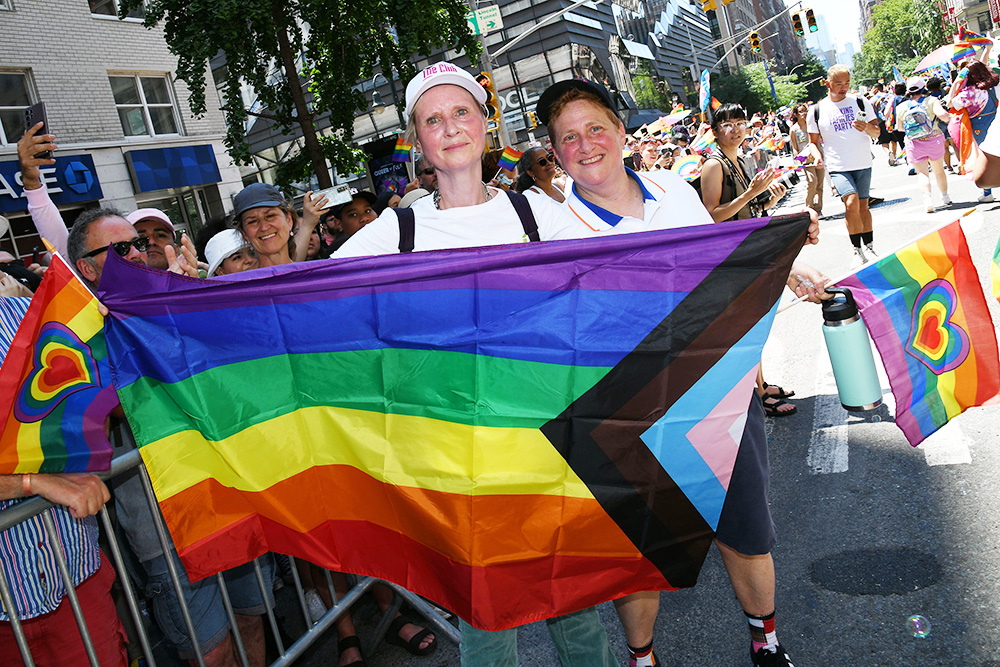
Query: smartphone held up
24 102 53 161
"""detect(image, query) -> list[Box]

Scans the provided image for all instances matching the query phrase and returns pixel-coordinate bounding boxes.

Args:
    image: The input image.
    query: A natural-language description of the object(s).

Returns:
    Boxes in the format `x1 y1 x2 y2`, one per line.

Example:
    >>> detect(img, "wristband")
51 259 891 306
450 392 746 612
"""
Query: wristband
22 473 32 497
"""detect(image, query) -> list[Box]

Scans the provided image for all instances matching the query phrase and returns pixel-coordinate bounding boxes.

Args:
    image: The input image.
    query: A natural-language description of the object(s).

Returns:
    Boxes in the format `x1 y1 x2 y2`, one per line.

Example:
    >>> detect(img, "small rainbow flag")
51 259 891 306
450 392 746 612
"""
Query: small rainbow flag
760 134 786 151
497 146 522 171
959 27 992 46
837 219 1000 446
711 97 722 111
690 129 716 154
391 136 412 163
0 255 117 473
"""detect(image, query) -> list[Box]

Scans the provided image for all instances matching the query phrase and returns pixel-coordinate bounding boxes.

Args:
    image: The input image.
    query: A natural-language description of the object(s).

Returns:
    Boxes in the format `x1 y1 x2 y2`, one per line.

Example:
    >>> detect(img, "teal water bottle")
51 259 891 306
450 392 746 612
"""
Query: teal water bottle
821 288 883 411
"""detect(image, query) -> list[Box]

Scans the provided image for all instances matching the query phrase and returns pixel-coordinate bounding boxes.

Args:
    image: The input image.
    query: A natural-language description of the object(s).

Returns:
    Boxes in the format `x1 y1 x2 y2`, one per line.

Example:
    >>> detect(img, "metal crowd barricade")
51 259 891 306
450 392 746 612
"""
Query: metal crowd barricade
0 449 459 666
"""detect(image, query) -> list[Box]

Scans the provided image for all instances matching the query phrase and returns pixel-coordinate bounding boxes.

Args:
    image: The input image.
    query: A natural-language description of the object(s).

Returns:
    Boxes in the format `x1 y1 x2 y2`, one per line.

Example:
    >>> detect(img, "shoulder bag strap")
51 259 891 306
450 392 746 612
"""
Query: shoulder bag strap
505 190 540 242
395 207 415 253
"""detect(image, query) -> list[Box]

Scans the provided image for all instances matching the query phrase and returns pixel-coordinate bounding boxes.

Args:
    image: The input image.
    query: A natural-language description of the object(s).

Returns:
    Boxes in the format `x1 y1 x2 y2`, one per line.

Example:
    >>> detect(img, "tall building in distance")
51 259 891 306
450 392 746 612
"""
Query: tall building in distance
709 0 806 72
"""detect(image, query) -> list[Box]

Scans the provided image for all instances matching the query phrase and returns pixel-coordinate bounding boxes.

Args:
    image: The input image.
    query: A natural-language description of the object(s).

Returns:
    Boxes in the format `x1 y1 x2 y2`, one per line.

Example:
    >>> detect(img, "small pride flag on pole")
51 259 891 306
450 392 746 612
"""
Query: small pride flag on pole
497 146 523 172
391 136 412 163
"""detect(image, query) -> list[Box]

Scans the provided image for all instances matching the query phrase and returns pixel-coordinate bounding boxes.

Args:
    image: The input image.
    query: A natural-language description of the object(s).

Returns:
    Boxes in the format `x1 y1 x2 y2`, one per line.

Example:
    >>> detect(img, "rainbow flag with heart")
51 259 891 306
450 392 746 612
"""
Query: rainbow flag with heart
837 219 1000 446
99 213 811 630
0 255 117 473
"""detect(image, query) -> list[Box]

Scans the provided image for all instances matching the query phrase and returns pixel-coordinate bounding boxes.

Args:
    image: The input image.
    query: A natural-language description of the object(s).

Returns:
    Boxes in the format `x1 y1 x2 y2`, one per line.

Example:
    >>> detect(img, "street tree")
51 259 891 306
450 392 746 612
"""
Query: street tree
852 0 945 86
788 50 827 102
711 62 806 114
119 0 481 190
632 62 673 111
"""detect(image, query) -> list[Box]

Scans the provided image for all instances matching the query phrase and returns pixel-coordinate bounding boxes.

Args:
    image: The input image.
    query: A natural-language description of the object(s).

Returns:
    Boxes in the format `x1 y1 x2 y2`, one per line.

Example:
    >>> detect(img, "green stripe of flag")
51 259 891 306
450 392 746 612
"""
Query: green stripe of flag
120 348 613 445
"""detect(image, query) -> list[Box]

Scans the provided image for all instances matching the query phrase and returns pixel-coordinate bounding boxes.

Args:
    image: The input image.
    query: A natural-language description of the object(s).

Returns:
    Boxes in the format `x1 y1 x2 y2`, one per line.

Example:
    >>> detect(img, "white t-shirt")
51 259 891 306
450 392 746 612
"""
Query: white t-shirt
562 168 714 233
332 188 588 257
806 95 877 172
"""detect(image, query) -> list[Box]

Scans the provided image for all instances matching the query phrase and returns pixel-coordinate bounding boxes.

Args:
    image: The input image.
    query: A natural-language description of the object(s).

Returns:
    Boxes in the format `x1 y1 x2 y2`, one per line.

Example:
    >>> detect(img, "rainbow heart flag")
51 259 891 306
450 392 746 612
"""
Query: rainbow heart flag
99 213 811 630
496 146 522 171
0 255 117 473
391 136 412 163
837 219 1000 446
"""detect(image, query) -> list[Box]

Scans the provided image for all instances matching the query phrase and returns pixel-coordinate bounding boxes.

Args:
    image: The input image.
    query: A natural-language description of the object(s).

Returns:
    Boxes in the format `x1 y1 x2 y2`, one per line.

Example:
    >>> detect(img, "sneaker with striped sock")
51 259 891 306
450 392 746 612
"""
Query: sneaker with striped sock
627 640 657 667
751 645 795 666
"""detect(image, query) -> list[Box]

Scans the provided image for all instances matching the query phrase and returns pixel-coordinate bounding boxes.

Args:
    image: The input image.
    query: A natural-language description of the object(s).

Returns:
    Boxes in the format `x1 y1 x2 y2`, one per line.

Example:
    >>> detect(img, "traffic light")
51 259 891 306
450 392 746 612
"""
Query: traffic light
701 0 717 10
792 12 805 36
749 31 762 53
527 111 538 129
806 8 818 32
476 72 501 124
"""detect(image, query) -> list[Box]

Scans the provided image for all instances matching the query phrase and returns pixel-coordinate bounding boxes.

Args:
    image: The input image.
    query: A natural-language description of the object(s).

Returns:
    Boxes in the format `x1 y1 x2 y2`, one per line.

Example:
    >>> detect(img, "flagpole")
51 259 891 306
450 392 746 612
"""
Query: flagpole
777 208 979 313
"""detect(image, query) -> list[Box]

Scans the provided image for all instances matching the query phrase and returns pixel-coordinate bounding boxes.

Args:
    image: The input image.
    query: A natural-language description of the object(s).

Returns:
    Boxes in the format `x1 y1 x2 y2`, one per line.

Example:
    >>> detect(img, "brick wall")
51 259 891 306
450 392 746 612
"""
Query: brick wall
0 0 227 145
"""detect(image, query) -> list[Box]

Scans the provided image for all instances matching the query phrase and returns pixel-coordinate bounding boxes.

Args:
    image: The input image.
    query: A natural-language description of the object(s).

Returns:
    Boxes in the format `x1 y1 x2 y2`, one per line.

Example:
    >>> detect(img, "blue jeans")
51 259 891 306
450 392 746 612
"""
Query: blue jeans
459 606 617 666
144 551 274 659
829 168 872 200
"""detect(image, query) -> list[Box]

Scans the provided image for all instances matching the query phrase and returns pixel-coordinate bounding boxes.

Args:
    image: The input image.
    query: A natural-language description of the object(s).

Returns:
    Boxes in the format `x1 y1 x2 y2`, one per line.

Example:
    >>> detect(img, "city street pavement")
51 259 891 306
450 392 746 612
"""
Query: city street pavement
278 150 1000 667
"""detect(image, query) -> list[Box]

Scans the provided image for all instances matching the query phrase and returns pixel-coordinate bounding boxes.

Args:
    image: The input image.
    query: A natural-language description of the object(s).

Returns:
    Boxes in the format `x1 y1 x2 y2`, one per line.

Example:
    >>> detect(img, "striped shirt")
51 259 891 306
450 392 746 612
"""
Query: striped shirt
0 297 101 621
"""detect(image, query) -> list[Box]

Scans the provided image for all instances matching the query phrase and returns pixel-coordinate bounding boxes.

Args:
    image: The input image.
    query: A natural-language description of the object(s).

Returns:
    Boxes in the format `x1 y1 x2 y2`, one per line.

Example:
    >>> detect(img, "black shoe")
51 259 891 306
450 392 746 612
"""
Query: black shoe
751 645 795 666
869 196 885 207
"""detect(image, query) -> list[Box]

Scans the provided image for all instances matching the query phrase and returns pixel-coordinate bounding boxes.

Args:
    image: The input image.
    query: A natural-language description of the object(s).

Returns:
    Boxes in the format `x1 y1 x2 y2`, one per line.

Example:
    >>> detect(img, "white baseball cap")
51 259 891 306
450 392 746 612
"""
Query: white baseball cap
126 208 175 233
205 229 252 277
405 62 487 119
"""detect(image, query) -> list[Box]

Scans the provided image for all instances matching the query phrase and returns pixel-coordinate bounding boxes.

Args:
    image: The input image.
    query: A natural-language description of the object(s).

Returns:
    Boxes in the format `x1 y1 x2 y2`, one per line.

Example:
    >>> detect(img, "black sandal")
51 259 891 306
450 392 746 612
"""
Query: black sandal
386 615 438 656
762 382 795 399
762 395 797 417
337 635 366 667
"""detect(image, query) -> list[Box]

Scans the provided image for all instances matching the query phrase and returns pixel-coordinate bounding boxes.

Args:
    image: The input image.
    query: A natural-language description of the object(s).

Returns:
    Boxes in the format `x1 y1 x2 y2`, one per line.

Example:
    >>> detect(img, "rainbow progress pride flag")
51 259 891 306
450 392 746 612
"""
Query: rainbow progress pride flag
100 214 810 630
0 255 117 473
838 219 999 446
496 146 522 171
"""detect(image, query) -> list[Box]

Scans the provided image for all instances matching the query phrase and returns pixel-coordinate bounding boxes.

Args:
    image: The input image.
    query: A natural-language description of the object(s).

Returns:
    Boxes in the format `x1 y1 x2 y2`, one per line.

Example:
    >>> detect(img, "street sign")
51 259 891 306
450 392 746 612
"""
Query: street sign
465 5 503 36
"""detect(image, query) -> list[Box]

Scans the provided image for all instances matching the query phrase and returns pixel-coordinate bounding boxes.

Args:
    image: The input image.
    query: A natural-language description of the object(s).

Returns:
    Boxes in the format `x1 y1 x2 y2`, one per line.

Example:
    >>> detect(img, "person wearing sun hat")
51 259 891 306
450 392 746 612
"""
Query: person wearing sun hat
897 76 951 213
204 229 257 277
333 62 614 666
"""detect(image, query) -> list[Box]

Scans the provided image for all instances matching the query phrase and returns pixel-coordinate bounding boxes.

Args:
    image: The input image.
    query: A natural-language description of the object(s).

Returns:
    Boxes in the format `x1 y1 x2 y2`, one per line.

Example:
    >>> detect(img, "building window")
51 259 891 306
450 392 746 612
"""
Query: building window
0 71 32 146
0 0 13 10
89 0 144 19
110 75 181 137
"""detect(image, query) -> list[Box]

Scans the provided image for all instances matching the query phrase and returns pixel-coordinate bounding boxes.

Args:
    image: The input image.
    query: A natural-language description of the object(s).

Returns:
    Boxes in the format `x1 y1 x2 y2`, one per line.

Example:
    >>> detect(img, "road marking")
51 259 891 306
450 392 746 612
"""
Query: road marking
807 356 849 475
920 422 973 467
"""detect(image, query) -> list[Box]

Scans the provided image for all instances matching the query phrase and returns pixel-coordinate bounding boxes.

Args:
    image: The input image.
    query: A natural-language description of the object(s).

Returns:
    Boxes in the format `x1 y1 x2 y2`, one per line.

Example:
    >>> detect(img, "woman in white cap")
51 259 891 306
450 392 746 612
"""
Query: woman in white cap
333 61 615 667
333 62 582 258
897 76 951 213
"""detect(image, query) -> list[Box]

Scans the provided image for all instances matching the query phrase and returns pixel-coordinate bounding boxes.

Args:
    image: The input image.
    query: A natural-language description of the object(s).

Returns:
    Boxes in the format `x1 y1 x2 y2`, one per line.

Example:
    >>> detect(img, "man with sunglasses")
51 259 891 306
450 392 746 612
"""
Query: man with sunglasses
409 154 439 192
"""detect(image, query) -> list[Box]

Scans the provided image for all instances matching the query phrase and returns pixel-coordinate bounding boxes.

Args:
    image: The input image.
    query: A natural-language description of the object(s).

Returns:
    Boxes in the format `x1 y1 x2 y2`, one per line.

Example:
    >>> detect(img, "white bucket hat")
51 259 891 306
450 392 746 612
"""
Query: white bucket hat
205 229 252 277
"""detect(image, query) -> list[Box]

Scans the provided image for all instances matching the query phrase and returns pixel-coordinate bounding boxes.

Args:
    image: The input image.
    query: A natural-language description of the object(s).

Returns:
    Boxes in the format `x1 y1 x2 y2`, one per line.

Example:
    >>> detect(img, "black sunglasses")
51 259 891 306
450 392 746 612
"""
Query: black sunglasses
420 167 435 176
536 154 555 167
82 236 150 259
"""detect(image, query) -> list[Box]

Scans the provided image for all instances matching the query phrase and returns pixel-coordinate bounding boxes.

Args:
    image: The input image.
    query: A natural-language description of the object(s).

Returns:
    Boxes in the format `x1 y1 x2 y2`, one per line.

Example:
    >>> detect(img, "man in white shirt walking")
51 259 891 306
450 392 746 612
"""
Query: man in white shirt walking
807 65 881 265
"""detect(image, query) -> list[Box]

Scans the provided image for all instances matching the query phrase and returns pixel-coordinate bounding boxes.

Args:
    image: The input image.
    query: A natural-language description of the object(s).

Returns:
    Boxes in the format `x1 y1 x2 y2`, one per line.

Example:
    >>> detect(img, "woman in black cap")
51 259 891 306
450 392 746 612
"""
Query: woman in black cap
536 77 824 667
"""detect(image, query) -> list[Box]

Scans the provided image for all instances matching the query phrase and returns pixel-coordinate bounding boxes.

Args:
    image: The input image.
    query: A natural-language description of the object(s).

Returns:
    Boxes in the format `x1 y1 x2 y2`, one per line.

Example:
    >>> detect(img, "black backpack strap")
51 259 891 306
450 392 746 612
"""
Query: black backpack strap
856 95 865 113
504 190 540 242
396 207 415 253
813 104 820 125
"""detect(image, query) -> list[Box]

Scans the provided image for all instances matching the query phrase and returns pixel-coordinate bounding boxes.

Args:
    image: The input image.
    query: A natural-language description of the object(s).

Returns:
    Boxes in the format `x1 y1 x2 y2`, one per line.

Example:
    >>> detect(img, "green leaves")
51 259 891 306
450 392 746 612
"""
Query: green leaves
853 0 946 84
119 0 480 192
711 61 807 114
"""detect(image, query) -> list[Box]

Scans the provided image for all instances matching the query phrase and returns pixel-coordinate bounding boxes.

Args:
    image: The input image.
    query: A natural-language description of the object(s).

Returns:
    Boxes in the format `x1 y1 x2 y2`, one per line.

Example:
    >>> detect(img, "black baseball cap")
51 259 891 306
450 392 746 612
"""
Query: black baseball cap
233 183 285 219
535 79 616 127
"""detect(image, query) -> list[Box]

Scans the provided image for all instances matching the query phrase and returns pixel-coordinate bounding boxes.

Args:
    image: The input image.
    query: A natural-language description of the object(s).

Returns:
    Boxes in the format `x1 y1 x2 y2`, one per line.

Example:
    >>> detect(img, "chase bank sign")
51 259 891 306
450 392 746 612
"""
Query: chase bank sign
0 154 104 214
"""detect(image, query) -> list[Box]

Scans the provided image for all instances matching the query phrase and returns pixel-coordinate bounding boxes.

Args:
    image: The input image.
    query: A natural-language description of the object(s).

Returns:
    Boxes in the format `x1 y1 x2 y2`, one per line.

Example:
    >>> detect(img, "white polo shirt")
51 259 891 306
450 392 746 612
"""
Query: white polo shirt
563 168 715 233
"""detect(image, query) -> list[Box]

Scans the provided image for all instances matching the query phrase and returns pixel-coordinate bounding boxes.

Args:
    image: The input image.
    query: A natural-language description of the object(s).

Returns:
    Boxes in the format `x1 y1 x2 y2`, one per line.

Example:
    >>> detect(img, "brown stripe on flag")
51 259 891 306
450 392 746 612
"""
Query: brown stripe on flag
541 213 810 587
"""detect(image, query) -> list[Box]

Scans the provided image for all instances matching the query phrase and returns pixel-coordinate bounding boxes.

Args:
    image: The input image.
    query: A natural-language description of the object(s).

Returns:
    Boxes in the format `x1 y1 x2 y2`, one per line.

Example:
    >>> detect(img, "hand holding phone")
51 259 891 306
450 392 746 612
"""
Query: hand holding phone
24 103 52 160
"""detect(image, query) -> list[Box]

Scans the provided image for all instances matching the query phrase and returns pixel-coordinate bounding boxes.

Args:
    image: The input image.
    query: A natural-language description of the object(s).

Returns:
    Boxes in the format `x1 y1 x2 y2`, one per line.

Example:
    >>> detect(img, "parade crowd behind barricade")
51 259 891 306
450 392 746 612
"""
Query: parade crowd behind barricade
15 37 1000 667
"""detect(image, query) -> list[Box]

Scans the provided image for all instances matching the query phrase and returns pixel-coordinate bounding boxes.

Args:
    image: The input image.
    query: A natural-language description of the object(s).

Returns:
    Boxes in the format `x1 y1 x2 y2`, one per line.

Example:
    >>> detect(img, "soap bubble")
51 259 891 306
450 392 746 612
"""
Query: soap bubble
907 615 930 639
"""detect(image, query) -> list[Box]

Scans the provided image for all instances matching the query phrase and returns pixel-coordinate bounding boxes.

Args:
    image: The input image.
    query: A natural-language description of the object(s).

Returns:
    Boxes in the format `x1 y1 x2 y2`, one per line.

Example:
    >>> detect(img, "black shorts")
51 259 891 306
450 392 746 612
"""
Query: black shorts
890 130 906 146
714 393 777 555
876 120 893 145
